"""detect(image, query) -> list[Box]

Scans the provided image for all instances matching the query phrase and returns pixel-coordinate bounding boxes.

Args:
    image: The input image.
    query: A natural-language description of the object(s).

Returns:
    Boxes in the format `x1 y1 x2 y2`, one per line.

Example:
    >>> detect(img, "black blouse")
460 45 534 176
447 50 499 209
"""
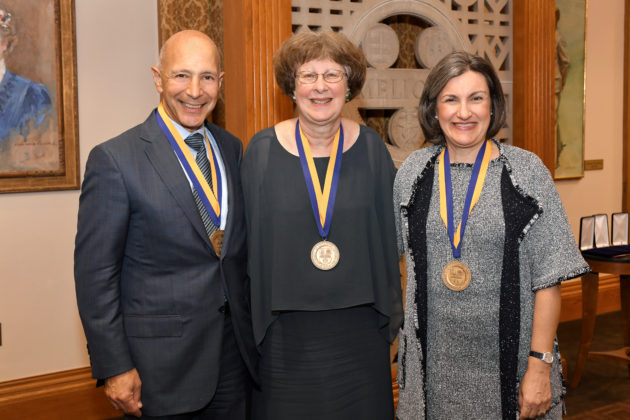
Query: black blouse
241 125 402 345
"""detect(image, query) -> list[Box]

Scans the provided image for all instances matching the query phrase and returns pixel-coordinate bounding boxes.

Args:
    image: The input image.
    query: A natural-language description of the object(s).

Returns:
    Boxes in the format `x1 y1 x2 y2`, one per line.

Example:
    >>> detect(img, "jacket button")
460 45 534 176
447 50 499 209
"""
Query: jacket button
218 301 230 315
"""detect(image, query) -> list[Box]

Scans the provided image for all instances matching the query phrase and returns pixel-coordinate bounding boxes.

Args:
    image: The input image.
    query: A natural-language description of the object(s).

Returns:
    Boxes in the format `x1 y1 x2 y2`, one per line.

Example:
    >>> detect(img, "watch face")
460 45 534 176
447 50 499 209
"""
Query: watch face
542 352 554 363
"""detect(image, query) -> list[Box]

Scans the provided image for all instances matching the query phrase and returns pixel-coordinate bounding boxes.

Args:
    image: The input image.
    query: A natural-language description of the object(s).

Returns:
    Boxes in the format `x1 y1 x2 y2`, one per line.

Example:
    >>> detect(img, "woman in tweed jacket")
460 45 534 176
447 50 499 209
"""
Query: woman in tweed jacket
394 52 589 419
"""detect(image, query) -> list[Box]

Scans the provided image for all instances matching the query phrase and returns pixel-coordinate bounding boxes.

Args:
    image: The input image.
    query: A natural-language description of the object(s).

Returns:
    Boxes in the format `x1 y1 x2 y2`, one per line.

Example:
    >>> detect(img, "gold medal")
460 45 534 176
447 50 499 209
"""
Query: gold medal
442 260 471 291
438 142 490 292
310 240 340 270
296 121 344 272
210 229 224 256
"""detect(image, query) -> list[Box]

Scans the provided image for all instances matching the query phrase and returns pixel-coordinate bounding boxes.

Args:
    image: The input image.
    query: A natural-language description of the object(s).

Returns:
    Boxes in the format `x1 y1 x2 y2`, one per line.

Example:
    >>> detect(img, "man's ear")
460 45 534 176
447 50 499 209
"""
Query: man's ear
151 66 163 93
217 71 225 89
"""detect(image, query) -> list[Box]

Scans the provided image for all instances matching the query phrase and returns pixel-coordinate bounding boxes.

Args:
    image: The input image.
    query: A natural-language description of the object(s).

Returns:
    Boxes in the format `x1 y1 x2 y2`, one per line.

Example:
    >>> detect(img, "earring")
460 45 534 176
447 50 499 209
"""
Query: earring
345 91 351 102
291 95 296 101
434 115 438 119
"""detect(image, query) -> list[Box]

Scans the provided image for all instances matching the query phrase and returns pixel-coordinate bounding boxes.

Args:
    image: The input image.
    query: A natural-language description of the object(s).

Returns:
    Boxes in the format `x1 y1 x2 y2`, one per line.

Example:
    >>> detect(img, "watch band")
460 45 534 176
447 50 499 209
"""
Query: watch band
529 350 554 364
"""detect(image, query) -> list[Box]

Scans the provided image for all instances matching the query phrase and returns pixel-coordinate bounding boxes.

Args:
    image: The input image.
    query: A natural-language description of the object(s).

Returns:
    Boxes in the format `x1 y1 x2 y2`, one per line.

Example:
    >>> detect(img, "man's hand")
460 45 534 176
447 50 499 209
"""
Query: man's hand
104 368 143 417
518 359 551 419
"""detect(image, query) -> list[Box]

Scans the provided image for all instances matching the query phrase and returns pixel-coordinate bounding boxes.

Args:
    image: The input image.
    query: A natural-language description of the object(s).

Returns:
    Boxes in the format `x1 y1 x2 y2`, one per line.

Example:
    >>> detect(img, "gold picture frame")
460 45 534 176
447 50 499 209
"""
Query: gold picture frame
0 0 79 193
555 0 587 179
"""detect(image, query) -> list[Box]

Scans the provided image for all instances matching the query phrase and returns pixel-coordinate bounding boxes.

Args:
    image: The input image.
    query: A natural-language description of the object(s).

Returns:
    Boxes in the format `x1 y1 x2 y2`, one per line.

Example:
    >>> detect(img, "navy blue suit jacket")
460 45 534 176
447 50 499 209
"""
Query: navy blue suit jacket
74 110 257 415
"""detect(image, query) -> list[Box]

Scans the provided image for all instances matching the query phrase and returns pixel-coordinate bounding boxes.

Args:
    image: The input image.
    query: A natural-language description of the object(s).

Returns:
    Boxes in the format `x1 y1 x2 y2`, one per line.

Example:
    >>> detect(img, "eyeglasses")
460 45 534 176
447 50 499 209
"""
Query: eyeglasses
295 70 346 84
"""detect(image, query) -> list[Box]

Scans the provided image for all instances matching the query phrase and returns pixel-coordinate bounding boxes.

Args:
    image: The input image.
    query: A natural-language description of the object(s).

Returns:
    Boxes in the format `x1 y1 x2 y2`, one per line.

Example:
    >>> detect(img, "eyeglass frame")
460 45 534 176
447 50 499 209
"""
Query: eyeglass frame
295 69 348 84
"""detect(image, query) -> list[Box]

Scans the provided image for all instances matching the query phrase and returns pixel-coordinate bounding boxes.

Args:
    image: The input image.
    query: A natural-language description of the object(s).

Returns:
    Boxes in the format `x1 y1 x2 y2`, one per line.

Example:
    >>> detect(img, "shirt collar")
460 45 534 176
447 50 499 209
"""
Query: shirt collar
169 118 206 141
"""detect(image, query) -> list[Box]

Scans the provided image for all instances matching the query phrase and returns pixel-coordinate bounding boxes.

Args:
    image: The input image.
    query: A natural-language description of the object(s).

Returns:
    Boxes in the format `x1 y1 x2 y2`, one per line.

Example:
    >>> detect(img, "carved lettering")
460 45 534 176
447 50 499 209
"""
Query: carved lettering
359 69 429 108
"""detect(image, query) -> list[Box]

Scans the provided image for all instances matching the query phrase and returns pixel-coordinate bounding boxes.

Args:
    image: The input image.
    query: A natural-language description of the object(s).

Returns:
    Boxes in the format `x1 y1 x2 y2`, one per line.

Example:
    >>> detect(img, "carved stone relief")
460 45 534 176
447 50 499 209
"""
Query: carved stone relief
292 0 512 166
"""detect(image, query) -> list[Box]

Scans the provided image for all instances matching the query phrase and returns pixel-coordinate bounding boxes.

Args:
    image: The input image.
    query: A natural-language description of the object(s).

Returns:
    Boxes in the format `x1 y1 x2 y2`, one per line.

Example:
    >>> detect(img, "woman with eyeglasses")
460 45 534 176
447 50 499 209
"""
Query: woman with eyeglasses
241 31 402 419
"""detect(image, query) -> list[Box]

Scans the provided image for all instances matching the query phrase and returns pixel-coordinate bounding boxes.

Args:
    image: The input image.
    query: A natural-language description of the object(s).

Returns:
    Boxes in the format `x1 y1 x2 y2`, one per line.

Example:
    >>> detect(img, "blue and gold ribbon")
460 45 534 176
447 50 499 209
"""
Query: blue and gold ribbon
439 140 492 258
155 103 222 227
295 120 344 239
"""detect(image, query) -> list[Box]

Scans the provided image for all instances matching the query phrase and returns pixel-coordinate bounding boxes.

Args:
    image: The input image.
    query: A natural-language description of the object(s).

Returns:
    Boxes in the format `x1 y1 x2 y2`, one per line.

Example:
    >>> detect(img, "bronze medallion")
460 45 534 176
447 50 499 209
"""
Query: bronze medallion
210 229 224 256
442 260 471 291
310 240 340 270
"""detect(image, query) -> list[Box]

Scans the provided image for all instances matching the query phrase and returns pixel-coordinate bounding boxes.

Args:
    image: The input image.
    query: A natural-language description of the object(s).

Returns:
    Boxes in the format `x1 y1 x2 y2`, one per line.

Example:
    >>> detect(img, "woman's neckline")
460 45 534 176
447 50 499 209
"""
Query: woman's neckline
272 122 363 158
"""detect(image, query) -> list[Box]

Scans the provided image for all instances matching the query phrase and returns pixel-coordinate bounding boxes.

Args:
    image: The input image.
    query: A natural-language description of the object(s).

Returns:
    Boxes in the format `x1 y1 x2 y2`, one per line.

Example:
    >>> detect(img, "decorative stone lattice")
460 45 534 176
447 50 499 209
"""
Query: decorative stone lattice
292 0 512 165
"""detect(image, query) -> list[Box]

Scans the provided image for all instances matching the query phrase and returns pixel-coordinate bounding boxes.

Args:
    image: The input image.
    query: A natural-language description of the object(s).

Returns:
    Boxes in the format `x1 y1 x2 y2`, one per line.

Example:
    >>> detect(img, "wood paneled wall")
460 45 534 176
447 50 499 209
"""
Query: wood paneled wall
513 0 556 175
222 0 294 146
624 0 630 212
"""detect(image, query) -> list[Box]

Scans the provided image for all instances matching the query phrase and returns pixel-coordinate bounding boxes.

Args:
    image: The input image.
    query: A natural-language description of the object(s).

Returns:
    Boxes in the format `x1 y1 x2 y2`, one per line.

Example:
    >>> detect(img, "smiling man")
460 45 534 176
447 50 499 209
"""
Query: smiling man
75 30 257 419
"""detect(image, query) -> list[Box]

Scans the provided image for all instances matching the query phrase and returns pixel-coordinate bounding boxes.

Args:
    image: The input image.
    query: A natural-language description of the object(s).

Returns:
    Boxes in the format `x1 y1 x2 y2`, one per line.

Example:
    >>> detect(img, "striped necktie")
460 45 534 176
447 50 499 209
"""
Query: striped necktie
184 132 218 236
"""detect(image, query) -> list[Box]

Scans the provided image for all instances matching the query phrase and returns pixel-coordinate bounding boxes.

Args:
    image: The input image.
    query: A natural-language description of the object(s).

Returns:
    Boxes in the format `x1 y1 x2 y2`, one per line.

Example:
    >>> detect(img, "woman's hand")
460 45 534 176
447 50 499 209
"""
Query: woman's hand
518 358 552 419
519 284 561 418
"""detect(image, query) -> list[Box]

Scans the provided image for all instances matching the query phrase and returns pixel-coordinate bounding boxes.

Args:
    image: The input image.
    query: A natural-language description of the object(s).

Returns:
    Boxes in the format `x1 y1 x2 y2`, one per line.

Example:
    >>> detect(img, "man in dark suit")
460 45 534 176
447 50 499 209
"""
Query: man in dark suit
74 30 257 419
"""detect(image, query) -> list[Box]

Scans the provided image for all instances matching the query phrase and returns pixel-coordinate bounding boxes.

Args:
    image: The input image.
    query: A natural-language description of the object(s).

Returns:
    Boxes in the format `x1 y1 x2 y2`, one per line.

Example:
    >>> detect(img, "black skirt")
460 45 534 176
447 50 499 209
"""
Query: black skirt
252 306 394 420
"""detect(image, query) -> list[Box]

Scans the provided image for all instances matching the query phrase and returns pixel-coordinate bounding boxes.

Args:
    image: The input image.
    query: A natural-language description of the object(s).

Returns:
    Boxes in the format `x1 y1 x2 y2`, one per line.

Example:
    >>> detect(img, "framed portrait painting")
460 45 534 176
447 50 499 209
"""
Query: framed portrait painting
0 0 78 193
555 0 587 179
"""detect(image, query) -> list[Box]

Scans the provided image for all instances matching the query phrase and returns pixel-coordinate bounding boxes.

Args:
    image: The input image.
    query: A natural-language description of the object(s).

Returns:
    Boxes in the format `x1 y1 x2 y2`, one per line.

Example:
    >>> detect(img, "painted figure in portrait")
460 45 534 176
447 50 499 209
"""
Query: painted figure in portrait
0 8 51 142
0 3 58 173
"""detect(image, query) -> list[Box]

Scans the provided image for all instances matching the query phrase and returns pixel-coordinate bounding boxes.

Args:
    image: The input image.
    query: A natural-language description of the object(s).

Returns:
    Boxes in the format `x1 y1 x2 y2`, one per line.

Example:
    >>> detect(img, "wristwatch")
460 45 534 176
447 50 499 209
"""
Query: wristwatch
529 350 554 364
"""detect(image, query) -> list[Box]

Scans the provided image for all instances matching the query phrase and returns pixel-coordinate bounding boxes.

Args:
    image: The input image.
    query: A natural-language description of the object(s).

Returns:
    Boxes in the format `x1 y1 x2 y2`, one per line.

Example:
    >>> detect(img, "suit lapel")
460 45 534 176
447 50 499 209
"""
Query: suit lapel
141 111 214 250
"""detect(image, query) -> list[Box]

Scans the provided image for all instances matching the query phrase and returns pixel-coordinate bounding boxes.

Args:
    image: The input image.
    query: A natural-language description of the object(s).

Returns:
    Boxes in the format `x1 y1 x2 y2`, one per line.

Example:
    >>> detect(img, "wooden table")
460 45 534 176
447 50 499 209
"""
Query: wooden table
570 252 630 387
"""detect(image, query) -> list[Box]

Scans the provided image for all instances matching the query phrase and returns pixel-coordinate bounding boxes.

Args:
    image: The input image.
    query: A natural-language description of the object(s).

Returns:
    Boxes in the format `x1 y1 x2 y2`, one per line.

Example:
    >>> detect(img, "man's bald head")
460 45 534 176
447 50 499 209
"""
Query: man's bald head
151 30 224 131
157 30 222 71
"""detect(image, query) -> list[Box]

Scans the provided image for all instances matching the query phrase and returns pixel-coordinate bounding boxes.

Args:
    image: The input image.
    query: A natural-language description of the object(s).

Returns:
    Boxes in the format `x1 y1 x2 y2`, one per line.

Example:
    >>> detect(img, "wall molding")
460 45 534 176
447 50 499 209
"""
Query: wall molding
0 367 94 404
560 274 621 322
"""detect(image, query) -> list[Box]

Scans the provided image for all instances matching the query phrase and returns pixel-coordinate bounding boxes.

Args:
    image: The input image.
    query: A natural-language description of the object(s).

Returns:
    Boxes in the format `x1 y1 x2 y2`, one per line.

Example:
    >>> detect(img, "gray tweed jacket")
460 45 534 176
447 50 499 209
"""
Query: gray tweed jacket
393 140 590 419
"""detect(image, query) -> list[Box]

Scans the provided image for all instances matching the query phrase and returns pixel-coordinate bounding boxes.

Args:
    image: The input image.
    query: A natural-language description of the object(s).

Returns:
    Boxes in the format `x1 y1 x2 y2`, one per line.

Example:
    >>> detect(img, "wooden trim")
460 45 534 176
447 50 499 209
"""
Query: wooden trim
0 367 119 419
624 0 630 212
560 274 621 322
0 367 94 404
223 0 293 147
513 0 556 174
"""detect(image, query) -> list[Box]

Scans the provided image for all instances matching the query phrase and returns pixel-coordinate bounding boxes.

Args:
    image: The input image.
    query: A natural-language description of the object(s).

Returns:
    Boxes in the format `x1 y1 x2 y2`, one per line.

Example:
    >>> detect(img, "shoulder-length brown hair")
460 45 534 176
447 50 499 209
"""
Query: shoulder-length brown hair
419 51 506 145
273 30 366 100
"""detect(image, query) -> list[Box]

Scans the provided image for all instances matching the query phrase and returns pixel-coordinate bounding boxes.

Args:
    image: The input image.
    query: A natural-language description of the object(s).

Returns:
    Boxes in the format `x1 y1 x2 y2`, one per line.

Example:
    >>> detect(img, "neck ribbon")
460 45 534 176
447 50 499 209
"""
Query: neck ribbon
295 120 344 239
155 103 222 227
439 140 492 258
